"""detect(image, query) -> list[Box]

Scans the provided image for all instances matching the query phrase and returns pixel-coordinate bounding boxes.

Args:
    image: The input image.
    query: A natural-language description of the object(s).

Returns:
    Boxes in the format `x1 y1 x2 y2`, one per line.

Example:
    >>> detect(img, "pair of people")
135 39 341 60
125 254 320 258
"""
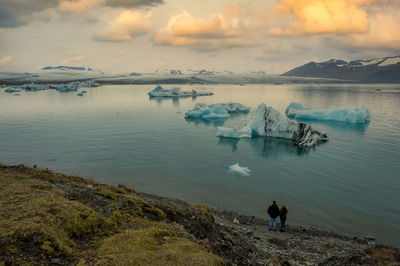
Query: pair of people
267 200 287 232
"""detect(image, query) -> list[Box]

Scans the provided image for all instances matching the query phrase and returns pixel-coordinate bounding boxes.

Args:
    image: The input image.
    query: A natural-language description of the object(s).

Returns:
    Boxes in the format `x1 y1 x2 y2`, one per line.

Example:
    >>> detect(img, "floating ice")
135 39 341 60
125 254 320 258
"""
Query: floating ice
4 88 21 93
217 126 252 138
3 80 99 94
210 102 250 113
218 103 328 147
228 163 251 176
185 103 230 119
285 102 371 124
185 102 250 120
148 85 213 97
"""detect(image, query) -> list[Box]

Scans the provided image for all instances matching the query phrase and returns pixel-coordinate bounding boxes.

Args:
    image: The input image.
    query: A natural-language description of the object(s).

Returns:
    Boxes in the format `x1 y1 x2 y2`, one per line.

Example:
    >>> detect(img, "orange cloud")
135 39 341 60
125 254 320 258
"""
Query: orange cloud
154 4 256 49
347 12 400 49
270 0 372 36
95 10 152 42
58 0 101 13
0 56 12 66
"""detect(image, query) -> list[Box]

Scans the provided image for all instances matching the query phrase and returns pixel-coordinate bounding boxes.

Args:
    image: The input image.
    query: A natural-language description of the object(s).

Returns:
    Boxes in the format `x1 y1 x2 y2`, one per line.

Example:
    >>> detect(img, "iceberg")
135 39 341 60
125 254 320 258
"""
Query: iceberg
185 102 251 120
209 102 250 113
148 85 213 97
285 102 371 124
185 103 230 120
228 163 251 176
217 103 328 147
4 80 99 94
217 126 252 138
4 88 21 93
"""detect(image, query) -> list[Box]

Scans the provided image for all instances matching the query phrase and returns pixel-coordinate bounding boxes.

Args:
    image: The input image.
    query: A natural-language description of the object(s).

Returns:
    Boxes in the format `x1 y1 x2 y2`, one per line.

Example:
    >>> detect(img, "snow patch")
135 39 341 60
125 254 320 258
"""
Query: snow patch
378 57 400 67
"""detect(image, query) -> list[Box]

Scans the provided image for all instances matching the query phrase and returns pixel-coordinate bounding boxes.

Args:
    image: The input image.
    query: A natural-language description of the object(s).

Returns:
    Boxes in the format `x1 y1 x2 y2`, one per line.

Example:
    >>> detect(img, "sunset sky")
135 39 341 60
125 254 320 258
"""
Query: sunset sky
0 0 399 73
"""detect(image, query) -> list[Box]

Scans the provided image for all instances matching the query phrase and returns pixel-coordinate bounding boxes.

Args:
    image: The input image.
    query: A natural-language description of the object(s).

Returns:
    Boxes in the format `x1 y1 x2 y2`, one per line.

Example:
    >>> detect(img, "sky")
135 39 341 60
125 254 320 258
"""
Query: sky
0 0 399 74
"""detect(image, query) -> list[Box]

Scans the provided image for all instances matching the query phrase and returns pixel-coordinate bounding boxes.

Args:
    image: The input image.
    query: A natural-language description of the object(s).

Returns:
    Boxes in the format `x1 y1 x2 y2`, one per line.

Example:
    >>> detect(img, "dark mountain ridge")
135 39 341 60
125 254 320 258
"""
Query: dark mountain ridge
283 56 400 83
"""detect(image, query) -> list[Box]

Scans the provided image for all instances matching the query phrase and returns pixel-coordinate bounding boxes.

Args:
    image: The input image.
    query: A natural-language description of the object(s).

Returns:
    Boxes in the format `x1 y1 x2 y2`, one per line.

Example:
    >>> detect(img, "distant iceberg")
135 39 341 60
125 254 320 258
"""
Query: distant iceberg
285 102 371 124
185 103 230 120
217 103 328 147
185 102 251 120
148 85 213 97
228 163 251 176
3 80 100 94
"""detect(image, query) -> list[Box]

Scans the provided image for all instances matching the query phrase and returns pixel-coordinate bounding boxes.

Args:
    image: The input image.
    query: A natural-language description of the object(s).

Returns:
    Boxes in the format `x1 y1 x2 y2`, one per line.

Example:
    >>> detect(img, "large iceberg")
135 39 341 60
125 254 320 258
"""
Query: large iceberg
148 85 213 97
217 103 328 147
185 102 251 120
285 102 371 124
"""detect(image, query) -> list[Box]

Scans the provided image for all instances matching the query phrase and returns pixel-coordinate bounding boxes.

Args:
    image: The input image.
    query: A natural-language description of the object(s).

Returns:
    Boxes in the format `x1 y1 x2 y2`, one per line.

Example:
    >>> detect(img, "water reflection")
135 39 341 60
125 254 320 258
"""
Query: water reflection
148 95 198 106
246 137 311 157
297 120 369 135
218 137 239 152
185 117 226 127
218 137 312 157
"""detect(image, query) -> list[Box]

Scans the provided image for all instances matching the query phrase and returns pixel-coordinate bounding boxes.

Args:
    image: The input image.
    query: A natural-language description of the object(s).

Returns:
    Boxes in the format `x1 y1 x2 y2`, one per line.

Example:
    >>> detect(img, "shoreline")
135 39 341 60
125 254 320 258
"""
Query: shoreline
1 163 398 265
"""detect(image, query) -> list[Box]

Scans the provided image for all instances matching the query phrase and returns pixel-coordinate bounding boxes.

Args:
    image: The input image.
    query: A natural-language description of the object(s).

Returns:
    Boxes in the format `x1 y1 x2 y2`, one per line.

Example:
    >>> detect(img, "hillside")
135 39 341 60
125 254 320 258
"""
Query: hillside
283 56 400 83
0 164 399 265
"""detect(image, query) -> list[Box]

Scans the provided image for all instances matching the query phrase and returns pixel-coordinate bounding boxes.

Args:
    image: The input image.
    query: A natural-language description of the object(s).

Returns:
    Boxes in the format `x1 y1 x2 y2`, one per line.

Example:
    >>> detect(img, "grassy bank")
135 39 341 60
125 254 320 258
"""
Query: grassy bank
0 164 224 265
1 164 399 265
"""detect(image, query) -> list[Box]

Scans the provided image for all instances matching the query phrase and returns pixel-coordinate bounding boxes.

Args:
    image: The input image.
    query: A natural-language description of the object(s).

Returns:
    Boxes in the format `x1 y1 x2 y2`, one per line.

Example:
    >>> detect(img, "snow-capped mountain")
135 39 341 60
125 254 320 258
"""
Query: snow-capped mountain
42 66 94 71
283 56 400 82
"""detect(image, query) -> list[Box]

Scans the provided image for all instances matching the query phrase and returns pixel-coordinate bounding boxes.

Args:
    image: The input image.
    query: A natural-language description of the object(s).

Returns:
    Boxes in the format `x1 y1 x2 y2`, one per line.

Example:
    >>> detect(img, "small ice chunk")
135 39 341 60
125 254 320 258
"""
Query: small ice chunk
148 85 213 97
228 163 251 176
185 103 230 120
209 102 251 113
185 102 251 120
285 102 371 124
5 88 21 93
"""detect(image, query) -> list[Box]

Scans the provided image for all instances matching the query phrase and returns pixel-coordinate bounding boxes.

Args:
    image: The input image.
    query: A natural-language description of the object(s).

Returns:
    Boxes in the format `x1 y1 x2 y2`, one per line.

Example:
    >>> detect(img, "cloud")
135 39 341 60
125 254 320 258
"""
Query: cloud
58 0 101 14
0 56 12 66
344 12 400 50
154 4 257 50
95 10 152 42
61 56 86 65
270 0 371 36
0 0 59 27
104 0 163 8
0 0 102 27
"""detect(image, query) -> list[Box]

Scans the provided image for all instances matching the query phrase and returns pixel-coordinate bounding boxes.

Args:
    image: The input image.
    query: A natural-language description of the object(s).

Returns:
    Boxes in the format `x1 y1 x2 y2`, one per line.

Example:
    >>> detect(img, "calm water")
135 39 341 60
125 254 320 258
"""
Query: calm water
1 84 399 245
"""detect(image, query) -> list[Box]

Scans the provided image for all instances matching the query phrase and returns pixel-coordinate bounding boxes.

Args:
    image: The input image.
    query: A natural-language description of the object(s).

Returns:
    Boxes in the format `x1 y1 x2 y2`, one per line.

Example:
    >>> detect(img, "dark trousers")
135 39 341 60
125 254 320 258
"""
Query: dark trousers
280 219 286 230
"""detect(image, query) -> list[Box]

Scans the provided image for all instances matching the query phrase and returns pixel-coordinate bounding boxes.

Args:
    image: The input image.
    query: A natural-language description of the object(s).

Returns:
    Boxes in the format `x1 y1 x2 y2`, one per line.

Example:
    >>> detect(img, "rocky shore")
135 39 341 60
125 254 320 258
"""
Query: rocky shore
0 164 399 265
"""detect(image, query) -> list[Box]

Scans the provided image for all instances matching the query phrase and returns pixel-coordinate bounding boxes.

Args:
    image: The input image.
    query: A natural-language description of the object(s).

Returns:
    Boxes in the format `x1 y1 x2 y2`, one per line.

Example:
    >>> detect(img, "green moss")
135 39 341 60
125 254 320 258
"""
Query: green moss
222 231 237 245
0 165 223 265
89 225 223 265
194 204 211 214
94 187 117 200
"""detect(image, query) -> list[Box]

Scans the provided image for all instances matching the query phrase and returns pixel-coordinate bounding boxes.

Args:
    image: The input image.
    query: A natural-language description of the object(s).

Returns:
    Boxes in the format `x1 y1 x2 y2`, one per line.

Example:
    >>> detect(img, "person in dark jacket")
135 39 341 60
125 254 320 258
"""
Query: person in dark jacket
267 200 280 231
279 204 288 232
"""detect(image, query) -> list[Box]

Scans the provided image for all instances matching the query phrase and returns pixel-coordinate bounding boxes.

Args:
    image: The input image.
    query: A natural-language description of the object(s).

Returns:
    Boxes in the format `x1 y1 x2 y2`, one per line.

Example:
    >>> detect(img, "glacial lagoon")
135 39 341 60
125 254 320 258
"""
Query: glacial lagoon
1 83 399 245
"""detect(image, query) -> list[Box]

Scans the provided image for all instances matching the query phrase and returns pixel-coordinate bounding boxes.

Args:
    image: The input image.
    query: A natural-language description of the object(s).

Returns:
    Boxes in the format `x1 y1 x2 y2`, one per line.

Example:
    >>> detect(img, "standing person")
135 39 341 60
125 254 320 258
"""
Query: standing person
267 200 280 231
279 204 288 232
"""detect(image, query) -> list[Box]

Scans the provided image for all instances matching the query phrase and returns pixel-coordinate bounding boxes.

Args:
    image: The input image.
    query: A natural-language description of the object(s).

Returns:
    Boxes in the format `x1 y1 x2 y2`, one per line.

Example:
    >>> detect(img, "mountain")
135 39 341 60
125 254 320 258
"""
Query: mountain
283 56 400 83
42 66 93 71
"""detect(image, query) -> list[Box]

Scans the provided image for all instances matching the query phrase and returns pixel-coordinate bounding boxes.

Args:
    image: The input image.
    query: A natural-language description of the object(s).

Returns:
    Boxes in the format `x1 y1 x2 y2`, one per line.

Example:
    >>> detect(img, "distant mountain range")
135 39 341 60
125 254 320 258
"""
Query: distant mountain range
283 56 400 83
42 66 93 71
